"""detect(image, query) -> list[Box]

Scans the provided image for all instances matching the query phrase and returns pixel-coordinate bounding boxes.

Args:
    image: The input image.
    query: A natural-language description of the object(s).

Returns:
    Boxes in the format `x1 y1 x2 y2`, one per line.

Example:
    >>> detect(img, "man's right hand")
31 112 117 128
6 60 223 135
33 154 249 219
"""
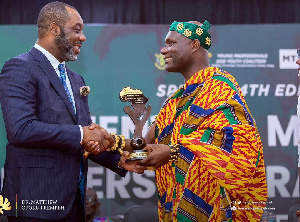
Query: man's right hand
82 125 110 155
88 123 114 147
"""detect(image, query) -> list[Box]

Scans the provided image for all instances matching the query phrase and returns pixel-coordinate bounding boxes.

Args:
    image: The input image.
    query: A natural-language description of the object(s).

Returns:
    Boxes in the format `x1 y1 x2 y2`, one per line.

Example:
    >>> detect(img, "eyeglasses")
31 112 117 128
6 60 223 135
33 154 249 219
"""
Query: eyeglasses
86 197 97 204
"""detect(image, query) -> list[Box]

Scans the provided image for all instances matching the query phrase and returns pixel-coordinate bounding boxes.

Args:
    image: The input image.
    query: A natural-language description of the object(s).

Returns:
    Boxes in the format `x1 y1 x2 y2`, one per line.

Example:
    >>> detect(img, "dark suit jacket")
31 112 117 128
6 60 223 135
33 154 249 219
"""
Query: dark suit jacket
0 47 126 220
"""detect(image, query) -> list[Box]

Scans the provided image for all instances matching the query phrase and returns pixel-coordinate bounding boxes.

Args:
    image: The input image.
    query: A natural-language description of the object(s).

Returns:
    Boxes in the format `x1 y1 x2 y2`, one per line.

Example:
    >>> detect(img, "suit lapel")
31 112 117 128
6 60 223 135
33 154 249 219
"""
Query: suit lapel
29 47 77 123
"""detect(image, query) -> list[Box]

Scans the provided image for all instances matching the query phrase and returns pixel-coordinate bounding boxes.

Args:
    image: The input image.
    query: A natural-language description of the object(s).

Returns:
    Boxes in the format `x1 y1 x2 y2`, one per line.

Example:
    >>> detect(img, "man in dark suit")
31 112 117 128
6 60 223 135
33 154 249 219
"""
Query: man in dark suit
0 2 126 221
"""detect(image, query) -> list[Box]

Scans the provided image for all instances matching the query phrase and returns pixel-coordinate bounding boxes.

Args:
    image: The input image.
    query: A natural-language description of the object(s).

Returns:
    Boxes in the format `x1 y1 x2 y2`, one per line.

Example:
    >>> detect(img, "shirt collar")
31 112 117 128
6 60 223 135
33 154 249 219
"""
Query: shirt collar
34 43 65 71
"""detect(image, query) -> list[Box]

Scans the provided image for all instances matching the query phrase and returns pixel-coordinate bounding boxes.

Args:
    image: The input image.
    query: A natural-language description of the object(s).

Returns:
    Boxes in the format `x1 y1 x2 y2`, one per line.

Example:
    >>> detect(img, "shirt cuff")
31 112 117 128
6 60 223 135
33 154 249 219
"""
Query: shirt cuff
79 125 83 145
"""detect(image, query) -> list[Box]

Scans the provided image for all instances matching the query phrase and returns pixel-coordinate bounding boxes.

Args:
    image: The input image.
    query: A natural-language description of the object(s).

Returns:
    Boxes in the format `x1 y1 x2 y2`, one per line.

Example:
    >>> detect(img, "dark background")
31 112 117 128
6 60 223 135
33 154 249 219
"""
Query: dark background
1 0 300 25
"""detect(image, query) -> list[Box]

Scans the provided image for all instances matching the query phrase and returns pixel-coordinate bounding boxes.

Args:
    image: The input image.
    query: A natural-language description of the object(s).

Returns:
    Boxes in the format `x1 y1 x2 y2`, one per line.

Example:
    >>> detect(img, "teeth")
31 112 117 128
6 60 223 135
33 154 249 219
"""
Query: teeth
165 58 172 61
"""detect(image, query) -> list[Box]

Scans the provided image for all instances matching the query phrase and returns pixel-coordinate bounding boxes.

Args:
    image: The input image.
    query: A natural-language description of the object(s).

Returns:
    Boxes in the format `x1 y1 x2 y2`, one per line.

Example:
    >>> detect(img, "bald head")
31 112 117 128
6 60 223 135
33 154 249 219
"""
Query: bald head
86 187 97 200
86 187 100 220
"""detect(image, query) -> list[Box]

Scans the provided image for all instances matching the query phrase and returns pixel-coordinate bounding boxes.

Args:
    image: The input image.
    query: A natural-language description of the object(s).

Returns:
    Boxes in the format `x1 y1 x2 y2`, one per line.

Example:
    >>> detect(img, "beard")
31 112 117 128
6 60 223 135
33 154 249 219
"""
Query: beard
55 28 77 62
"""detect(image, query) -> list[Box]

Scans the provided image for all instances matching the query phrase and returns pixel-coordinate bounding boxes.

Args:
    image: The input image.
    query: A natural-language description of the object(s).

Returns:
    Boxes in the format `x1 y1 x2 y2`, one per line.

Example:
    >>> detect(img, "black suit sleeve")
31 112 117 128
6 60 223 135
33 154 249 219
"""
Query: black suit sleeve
89 151 127 177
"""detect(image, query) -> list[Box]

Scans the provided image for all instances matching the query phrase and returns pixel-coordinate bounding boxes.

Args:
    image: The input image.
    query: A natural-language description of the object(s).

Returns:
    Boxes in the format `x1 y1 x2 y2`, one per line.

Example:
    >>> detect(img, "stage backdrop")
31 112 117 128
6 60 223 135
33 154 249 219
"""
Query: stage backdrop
0 23 299 221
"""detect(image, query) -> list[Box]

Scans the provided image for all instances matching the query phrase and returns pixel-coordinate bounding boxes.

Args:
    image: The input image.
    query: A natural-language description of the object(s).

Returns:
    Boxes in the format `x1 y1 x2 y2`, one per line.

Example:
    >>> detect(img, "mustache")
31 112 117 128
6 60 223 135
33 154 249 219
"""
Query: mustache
74 41 82 46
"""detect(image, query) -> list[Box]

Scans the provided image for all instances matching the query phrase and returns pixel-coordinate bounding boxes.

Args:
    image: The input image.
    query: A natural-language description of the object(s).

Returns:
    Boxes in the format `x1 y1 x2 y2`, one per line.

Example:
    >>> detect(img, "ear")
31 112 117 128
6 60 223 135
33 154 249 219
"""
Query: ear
49 22 60 36
191 39 201 52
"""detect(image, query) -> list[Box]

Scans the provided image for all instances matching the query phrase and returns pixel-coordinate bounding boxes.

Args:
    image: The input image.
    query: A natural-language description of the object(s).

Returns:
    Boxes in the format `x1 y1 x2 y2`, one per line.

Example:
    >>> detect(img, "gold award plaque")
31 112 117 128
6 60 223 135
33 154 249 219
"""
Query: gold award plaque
119 87 152 160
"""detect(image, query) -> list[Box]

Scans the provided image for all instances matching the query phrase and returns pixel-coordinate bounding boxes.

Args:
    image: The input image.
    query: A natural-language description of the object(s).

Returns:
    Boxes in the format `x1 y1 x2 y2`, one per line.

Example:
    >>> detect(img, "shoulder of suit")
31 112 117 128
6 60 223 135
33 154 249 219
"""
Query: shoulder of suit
7 51 32 63
3 52 32 69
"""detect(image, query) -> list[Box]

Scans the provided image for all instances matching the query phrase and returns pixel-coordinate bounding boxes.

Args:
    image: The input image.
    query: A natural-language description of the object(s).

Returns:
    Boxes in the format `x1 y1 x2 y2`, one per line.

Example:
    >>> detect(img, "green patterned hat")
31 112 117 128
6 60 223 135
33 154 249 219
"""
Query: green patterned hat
169 20 212 50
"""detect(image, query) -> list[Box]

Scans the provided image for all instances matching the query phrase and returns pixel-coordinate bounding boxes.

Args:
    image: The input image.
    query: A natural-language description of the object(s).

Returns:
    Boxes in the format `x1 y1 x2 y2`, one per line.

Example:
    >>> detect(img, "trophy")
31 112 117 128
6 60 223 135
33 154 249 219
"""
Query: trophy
119 87 152 160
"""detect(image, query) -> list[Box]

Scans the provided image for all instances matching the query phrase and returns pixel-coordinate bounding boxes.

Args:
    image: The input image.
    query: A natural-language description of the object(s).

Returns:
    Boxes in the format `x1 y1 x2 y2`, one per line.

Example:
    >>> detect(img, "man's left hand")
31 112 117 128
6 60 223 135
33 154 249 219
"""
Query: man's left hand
138 144 170 168
118 151 147 174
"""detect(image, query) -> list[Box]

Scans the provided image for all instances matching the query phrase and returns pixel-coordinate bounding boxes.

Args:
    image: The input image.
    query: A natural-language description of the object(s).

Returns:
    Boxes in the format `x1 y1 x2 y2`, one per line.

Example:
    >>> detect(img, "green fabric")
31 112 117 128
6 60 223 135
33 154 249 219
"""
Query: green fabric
172 88 185 99
176 172 185 185
169 20 212 50
212 75 238 93
256 151 260 167
177 212 194 222
200 128 214 142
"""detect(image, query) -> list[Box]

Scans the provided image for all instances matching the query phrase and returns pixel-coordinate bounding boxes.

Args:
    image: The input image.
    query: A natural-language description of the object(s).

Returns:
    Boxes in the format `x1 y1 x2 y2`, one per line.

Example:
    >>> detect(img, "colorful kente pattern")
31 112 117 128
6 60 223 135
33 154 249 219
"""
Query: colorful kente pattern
155 67 267 222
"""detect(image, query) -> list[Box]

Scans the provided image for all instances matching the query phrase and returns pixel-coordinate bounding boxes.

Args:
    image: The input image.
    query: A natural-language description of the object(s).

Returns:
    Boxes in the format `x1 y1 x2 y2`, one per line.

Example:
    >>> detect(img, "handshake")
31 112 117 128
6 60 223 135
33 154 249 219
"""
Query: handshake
81 123 114 156
81 123 147 174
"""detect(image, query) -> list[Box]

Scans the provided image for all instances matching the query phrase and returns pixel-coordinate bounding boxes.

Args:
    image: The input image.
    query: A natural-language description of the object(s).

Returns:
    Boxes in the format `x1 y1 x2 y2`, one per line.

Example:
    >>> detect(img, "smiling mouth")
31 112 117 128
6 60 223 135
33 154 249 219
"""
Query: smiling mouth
74 44 82 53
164 58 172 62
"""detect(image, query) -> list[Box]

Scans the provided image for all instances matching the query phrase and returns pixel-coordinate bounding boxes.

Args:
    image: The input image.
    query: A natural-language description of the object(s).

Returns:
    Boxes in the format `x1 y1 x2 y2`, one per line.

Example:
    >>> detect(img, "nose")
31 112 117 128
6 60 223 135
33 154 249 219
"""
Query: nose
161 46 168 55
80 32 86 42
